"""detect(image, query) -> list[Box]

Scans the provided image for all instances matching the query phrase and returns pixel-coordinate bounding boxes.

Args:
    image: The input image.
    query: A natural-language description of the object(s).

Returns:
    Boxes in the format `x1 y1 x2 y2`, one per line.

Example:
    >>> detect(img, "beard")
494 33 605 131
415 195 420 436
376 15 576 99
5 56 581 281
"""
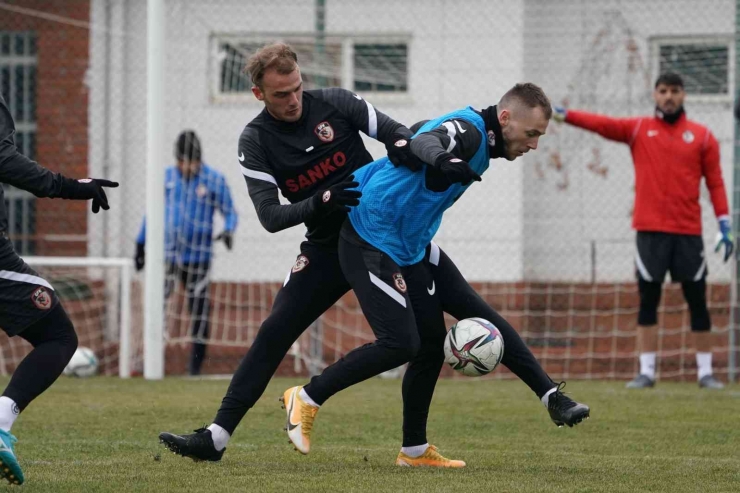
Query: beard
655 104 684 124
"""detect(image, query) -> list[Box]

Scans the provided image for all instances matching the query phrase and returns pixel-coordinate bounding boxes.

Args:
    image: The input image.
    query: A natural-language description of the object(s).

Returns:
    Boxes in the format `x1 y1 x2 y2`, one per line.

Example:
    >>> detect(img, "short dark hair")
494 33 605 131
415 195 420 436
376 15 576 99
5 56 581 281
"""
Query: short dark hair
655 73 684 89
499 83 552 119
175 130 201 162
244 43 299 89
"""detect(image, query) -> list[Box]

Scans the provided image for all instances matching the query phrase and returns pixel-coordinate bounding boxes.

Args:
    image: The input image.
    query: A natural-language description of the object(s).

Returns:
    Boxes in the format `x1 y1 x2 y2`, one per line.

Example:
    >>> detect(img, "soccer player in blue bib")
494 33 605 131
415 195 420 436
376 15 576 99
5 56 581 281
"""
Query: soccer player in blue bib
282 83 590 467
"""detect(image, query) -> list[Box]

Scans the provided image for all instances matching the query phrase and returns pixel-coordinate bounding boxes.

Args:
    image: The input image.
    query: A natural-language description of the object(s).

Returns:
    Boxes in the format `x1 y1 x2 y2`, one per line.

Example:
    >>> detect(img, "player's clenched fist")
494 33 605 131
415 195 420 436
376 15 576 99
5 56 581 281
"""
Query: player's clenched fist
435 154 481 186
314 176 362 213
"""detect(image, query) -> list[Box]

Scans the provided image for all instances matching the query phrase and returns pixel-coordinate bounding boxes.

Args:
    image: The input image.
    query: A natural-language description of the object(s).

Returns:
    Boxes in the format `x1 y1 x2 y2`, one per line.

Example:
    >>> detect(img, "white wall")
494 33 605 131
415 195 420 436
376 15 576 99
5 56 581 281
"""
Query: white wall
89 0 527 282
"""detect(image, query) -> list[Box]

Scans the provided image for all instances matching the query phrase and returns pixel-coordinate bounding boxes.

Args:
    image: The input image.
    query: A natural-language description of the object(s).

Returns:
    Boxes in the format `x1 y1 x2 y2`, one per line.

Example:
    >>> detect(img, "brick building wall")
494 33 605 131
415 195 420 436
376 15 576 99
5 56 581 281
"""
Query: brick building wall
0 0 90 256
159 281 732 381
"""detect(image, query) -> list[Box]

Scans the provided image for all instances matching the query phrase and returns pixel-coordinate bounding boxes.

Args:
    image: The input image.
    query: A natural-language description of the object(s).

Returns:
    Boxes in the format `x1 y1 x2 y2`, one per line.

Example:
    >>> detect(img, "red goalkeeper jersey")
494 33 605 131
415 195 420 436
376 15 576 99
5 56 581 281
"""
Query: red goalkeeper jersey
565 110 729 236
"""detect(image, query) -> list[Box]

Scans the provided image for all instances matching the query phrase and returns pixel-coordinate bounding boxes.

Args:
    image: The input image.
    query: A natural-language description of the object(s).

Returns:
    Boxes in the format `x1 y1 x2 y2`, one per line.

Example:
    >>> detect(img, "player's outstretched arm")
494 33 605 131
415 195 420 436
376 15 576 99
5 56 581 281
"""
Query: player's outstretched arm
0 95 118 212
551 105 639 144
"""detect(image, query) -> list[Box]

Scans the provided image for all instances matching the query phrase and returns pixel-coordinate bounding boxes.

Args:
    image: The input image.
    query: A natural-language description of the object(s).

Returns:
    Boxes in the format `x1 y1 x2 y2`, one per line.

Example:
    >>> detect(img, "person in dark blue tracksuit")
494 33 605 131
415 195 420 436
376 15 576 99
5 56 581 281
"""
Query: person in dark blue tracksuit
136 130 238 375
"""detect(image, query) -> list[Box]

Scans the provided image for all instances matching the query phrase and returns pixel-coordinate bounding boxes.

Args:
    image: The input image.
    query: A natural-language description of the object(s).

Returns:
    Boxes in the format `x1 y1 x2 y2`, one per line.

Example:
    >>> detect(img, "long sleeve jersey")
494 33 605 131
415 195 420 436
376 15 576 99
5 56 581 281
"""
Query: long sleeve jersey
237 88 411 245
137 164 238 264
564 110 729 235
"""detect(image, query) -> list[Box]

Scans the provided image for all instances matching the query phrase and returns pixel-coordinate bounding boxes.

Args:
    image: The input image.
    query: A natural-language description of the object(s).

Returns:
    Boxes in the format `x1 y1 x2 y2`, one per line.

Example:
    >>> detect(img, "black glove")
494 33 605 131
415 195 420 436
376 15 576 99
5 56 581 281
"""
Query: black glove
60 178 120 213
313 176 362 213
435 154 482 185
134 243 145 272
215 231 234 250
386 132 424 172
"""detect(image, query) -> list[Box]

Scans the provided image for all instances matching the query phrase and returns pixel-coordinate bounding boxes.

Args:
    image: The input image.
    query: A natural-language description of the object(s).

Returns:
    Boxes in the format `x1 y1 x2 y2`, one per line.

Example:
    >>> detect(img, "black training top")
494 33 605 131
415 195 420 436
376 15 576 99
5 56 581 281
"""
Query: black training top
238 87 409 245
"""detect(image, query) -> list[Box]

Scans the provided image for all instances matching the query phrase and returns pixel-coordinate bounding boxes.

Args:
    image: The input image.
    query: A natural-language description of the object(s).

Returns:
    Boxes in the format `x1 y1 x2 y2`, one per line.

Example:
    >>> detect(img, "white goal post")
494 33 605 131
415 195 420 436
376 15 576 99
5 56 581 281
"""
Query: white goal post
23 257 134 379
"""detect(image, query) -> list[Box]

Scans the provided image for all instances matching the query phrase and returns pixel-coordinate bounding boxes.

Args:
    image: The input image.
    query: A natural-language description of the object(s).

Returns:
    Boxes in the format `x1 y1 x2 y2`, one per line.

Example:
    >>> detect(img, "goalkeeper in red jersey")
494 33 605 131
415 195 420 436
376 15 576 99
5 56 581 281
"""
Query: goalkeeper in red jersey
553 73 731 389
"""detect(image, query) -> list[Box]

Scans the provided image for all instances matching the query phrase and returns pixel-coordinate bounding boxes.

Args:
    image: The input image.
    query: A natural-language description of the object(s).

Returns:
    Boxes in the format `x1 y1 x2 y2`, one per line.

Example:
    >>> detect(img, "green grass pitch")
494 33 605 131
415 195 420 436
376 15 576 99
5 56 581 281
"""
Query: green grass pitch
4 376 739 492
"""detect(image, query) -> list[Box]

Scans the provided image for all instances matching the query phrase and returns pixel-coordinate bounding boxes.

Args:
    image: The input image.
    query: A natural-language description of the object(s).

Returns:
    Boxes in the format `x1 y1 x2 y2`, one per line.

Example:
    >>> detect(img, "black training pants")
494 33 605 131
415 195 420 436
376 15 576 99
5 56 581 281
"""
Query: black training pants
213 241 350 434
402 243 555 446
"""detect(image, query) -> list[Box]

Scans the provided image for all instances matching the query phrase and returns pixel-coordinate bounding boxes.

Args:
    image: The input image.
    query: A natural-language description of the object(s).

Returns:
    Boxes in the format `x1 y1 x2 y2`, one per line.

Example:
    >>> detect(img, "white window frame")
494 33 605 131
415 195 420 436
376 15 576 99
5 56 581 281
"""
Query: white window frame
649 35 734 104
209 32 412 105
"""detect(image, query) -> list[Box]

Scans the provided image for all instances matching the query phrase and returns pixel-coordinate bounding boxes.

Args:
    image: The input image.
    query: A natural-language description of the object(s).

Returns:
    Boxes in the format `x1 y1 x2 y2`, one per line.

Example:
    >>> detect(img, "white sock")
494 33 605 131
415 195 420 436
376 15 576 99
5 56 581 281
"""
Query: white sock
541 387 558 408
299 388 320 408
639 352 656 380
0 397 20 432
696 352 712 380
401 443 429 458
207 423 230 451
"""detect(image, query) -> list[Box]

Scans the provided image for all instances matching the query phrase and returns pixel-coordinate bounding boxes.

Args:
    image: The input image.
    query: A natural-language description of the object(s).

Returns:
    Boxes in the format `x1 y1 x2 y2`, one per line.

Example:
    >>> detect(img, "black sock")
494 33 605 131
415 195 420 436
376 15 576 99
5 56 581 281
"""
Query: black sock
3 304 78 411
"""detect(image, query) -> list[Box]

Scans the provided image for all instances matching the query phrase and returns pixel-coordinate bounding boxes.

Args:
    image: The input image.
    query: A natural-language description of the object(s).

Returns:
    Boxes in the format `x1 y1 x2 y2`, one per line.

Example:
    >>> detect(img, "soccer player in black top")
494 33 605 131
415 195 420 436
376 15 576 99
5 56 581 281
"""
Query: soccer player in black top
158 43 419 461
0 94 118 485
159 44 587 465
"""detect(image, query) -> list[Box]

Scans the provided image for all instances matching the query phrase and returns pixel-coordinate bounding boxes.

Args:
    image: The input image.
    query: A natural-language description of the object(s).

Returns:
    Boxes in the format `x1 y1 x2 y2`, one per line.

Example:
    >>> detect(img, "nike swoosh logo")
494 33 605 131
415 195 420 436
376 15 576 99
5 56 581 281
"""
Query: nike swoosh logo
454 120 467 134
238 152 245 162
647 130 658 137
427 280 435 295
353 94 362 100
287 392 300 431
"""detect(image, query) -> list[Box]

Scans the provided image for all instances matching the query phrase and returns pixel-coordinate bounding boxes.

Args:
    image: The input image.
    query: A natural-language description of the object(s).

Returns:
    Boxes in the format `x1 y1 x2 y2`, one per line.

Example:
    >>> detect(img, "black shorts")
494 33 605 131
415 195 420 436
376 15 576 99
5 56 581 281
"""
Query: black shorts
635 231 706 283
0 237 60 335
338 220 444 344
339 220 417 338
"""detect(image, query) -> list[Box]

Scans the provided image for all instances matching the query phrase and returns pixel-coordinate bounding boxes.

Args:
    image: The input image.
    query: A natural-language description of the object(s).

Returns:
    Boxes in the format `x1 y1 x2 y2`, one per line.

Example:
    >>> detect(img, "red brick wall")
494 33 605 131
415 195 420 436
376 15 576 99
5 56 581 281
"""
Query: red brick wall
0 0 91 256
160 281 734 382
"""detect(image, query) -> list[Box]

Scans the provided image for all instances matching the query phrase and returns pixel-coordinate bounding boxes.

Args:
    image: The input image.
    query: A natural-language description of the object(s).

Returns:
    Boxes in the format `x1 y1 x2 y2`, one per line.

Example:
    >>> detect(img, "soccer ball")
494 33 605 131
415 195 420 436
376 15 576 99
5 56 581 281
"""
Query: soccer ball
64 347 99 378
444 318 504 377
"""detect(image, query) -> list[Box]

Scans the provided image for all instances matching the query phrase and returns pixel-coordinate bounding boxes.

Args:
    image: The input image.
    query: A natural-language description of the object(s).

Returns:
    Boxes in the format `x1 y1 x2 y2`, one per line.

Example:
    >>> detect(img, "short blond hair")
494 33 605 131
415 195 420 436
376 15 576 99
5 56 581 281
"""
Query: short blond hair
244 43 298 88
499 83 552 119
